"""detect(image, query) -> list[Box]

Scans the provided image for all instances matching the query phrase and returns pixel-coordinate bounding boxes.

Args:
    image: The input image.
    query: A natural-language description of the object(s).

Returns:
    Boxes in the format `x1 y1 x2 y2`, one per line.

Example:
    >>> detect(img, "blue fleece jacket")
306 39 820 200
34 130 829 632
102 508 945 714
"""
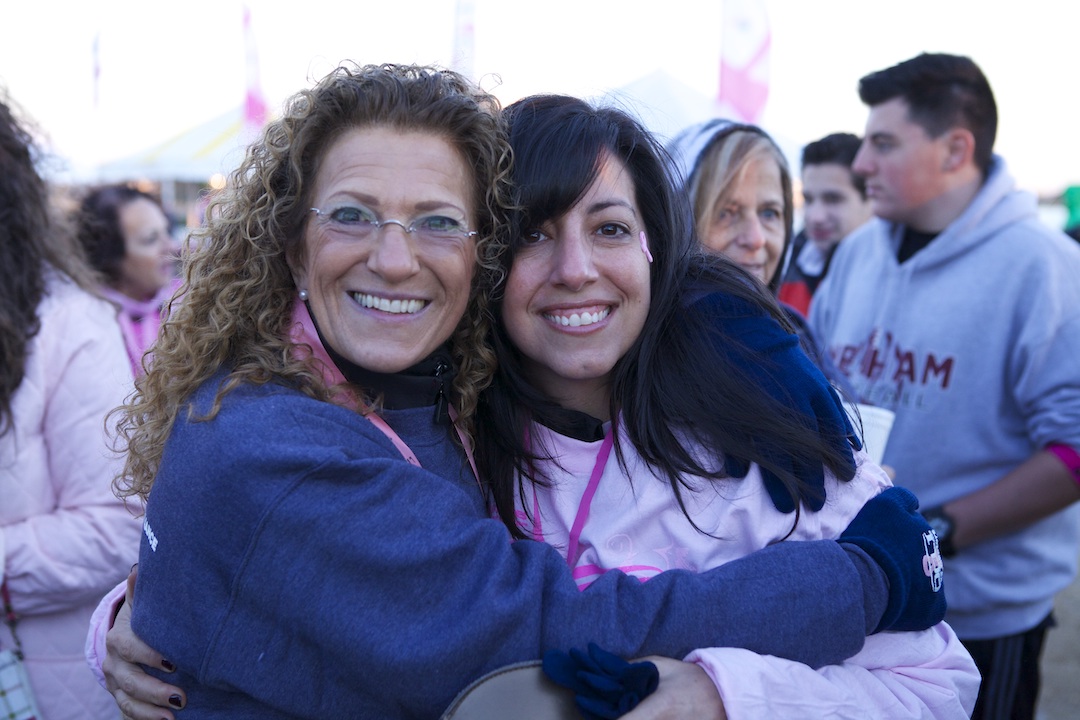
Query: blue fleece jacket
132 373 876 719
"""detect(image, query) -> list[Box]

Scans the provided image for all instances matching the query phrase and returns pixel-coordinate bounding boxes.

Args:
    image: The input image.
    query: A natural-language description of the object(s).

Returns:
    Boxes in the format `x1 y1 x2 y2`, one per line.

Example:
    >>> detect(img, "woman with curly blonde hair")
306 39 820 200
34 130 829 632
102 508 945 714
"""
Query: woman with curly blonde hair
87 63 921 720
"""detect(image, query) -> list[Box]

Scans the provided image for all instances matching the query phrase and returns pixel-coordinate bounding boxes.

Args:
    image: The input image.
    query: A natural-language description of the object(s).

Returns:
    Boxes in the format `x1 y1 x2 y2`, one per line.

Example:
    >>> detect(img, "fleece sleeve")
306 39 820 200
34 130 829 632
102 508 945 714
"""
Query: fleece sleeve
687 623 980 719
1 293 141 614
85 579 127 689
130 387 875 719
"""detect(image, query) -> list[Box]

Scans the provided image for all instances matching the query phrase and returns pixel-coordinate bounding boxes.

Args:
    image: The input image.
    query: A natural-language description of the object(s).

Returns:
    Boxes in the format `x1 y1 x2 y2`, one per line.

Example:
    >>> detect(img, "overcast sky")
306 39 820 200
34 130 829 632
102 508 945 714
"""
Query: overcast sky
3 0 1077 196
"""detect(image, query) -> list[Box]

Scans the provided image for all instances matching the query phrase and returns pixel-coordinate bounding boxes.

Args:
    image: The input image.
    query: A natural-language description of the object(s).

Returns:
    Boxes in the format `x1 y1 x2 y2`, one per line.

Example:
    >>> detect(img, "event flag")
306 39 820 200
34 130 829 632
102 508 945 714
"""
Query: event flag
716 0 771 124
243 4 268 135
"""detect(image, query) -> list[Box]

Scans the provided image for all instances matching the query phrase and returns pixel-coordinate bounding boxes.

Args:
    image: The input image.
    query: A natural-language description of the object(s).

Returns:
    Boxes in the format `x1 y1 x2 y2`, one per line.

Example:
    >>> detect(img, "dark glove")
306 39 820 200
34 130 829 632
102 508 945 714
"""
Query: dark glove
542 643 659 720
839 486 946 633
695 292 860 512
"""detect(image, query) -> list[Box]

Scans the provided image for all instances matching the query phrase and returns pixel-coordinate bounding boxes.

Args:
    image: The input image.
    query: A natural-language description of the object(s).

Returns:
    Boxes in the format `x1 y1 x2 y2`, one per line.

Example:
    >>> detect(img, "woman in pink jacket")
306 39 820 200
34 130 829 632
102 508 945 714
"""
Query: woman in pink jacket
75 184 181 375
0 95 142 720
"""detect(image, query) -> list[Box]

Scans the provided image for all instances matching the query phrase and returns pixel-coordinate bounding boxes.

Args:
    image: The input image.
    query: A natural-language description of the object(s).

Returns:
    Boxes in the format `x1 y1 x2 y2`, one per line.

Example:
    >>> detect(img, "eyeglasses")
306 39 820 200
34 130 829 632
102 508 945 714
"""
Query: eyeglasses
309 204 478 244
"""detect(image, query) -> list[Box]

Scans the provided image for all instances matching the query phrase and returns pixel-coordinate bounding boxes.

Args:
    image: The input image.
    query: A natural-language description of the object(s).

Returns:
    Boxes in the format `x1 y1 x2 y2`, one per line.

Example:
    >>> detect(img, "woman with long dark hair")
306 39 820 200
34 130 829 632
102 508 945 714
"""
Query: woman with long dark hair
475 94 977 717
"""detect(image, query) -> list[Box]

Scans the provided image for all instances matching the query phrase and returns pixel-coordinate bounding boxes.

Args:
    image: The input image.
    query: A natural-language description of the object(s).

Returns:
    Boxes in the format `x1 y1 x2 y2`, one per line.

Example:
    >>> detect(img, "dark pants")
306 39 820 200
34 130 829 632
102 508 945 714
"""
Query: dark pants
961 614 1055 720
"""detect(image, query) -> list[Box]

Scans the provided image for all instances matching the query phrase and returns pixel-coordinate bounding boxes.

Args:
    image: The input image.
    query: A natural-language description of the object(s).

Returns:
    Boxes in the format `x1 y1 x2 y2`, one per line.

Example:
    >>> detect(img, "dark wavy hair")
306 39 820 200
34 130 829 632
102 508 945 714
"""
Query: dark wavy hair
801 132 866 199
859 53 997 177
76 184 168 284
0 94 98 436
478 95 854 539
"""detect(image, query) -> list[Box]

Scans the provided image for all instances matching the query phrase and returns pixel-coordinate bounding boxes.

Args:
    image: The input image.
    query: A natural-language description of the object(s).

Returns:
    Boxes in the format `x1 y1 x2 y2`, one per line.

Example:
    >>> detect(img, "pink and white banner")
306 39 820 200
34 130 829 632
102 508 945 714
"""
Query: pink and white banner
453 0 476 81
717 0 771 124
243 5 267 133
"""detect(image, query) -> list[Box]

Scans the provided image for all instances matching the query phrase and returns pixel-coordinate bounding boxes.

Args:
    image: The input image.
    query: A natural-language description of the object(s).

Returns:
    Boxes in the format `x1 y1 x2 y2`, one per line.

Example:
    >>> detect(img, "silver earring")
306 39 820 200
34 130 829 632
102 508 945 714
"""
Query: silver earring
298 289 309 301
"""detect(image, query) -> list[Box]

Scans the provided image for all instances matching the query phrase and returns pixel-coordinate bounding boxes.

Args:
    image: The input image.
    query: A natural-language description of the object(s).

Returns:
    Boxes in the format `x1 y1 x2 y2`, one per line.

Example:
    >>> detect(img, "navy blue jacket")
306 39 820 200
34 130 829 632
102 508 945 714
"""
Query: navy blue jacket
132 373 873 718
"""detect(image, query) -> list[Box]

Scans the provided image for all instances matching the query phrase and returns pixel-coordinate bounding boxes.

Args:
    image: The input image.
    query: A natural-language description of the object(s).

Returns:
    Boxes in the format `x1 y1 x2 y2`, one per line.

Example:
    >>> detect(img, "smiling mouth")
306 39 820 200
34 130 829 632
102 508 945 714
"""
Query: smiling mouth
352 292 427 314
542 307 611 327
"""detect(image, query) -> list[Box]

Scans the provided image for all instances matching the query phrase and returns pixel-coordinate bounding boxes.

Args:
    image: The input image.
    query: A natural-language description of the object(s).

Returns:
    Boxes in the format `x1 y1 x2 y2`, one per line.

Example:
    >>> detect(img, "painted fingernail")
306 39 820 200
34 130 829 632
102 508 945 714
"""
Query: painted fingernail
161 658 176 672
169 694 184 709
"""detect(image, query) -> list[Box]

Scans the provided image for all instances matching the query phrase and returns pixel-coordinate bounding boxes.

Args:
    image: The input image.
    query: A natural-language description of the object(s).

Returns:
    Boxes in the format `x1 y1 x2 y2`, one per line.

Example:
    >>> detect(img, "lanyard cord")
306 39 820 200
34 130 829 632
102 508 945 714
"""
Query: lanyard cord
563 421 615 568
364 409 481 492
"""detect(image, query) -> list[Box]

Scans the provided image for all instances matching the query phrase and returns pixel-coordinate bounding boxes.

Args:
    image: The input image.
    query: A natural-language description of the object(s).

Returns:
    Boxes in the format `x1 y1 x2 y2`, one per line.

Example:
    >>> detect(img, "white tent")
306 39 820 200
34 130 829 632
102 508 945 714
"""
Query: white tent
603 69 802 174
599 69 721 145
96 106 255 184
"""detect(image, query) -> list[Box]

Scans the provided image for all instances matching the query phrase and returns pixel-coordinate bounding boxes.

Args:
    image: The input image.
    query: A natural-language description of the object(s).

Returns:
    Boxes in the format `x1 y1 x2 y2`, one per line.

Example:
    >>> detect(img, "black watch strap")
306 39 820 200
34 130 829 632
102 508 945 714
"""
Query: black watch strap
922 506 957 558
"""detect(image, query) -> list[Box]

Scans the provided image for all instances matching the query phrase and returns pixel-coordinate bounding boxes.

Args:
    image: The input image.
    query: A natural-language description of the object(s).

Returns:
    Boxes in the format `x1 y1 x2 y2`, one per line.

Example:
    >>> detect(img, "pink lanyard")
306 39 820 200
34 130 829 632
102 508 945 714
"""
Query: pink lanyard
364 408 481 491
563 422 615 568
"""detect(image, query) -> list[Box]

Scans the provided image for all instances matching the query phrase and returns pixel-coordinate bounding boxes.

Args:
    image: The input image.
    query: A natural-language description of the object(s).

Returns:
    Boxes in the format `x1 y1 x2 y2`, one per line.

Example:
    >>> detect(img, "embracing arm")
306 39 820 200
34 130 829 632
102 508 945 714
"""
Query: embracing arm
684 290 861 513
685 624 979 720
86 579 128 690
97 542 879 720
115 388 943 718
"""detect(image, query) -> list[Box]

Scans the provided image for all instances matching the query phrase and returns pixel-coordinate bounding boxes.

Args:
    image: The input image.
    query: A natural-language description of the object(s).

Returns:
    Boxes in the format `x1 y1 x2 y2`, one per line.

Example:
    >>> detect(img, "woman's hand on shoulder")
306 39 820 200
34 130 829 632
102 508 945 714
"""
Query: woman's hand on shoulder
104 572 186 720
620 657 727 720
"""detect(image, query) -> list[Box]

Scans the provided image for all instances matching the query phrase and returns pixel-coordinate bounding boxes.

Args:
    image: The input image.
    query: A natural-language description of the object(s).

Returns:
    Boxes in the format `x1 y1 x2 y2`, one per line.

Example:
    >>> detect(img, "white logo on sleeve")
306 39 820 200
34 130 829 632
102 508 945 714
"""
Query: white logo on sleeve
922 529 944 592
143 517 159 552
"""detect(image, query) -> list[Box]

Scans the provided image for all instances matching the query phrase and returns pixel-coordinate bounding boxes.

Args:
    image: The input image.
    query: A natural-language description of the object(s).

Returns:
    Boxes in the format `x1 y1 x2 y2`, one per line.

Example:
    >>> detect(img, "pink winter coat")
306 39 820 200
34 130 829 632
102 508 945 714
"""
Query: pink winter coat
0 274 142 720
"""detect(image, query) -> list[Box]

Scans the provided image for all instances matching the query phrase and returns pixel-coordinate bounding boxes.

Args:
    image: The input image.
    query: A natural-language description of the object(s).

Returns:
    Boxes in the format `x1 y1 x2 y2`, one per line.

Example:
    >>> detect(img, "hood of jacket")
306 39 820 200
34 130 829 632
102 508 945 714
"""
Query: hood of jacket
666 118 795 292
877 156 1038 272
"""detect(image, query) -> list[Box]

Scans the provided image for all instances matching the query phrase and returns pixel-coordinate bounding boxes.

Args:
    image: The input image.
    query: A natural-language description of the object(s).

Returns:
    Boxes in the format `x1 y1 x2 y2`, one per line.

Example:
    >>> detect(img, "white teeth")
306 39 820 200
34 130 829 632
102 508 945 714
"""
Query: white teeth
544 308 610 327
354 293 426 314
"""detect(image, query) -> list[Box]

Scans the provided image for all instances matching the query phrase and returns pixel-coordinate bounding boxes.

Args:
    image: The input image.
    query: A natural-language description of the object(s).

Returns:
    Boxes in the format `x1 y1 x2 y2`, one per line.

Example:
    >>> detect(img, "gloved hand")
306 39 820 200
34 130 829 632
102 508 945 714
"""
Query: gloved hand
691 292 860 512
542 643 659 720
840 486 946 633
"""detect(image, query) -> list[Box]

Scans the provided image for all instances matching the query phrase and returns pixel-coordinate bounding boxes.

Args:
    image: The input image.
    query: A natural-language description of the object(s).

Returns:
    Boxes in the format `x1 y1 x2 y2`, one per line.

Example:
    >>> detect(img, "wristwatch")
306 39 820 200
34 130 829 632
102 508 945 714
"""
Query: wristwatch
922 506 957 558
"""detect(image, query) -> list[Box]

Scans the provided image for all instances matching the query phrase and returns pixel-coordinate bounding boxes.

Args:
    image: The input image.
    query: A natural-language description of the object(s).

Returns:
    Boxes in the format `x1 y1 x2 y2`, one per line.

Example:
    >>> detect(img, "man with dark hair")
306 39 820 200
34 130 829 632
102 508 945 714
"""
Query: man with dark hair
810 52 1080 720
779 132 872 315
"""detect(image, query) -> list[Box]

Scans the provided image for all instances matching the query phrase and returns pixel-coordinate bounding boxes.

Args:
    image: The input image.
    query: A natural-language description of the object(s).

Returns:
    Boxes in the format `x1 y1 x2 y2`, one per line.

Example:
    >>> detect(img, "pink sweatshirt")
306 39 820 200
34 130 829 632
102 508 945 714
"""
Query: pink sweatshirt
517 419 979 719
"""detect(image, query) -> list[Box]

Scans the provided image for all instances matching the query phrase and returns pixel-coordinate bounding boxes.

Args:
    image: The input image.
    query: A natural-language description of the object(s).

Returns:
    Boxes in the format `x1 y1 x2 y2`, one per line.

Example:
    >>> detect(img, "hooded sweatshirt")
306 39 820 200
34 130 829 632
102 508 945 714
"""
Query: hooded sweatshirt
810 157 1080 639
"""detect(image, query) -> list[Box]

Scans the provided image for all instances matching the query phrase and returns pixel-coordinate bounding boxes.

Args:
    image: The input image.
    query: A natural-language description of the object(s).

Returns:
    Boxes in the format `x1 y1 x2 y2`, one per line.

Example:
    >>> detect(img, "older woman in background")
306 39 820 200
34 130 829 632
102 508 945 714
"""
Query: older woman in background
668 120 853 395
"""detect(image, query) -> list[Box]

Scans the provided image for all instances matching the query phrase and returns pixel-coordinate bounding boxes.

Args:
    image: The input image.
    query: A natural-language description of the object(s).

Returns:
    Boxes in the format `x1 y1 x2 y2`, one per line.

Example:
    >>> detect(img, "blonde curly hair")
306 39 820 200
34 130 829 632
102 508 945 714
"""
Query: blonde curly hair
114 62 512 501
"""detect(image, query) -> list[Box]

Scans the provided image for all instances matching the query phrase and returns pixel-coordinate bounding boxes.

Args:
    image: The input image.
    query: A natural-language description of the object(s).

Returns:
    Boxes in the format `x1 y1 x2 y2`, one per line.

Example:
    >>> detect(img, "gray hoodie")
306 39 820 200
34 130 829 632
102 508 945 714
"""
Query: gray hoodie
810 156 1080 638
